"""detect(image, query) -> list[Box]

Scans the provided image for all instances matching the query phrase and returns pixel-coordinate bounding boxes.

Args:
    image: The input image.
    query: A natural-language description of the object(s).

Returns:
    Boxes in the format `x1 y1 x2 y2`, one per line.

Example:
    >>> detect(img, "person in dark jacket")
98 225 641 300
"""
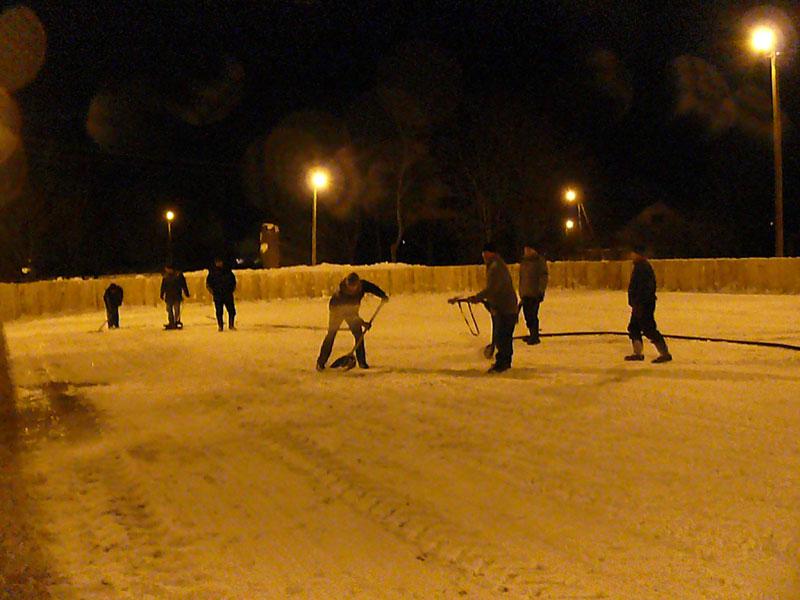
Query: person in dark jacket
452 242 519 373
160 265 190 329
626 245 672 363
206 258 237 331
518 242 548 345
103 282 124 329
316 272 388 371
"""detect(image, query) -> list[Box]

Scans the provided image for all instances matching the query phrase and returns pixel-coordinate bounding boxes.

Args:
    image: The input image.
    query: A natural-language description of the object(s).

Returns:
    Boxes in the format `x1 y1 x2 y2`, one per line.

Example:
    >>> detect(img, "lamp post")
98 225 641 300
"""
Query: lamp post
564 188 581 237
309 168 329 266
563 187 593 239
751 25 784 257
165 210 175 263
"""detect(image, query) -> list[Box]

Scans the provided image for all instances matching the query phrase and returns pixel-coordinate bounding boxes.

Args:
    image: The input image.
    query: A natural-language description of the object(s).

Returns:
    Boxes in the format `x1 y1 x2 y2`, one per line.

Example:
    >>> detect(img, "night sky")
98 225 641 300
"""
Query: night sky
1 1 799 278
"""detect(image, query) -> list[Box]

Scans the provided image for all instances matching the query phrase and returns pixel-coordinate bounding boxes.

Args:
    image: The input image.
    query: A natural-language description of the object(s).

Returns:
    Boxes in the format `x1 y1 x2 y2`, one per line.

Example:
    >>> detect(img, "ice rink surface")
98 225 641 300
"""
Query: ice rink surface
4 289 800 599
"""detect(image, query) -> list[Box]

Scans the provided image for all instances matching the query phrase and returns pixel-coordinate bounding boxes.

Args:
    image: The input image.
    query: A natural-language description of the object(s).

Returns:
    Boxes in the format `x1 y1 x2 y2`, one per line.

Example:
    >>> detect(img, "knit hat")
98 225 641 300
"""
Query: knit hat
482 241 497 253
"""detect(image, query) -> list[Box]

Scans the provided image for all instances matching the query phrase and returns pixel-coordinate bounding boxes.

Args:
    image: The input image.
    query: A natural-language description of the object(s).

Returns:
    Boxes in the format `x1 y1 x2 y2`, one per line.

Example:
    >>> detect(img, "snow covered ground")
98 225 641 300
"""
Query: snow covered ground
3 289 800 599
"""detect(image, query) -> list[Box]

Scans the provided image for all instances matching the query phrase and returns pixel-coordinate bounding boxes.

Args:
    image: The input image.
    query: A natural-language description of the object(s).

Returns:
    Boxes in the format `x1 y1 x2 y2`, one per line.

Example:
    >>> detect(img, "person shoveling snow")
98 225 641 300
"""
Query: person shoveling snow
316 272 388 371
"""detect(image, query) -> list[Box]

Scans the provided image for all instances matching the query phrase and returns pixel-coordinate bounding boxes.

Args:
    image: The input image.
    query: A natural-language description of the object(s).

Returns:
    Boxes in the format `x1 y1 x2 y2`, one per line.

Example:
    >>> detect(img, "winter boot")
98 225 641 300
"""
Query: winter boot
624 339 645 361
487 362 511 374
228 320 236 331
652 340 672 363
218 324 224 332
315 358 325 372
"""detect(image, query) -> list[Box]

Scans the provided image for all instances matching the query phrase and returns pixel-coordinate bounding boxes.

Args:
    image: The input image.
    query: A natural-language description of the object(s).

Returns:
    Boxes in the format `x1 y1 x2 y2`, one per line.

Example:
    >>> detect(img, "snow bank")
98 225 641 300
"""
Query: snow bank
1 258 799 321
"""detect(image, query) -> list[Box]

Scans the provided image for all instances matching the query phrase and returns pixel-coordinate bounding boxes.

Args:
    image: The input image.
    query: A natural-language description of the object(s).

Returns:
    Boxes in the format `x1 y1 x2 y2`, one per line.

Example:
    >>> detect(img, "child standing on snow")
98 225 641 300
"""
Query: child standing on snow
160 265 190 329
316 272 388 371
103 282 124 329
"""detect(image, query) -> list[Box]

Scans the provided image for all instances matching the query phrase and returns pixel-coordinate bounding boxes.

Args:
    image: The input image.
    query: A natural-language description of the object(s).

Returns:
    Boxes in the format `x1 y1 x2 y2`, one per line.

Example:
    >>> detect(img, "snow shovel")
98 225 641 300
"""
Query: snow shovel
329 300 386 371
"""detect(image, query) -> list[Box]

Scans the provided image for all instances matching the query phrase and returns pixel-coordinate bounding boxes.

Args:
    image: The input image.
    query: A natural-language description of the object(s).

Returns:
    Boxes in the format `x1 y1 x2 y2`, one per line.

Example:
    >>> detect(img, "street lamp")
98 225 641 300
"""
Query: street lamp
562 187 592 238
751 24 784 256
308 168 329 266
165 210 175 263
565 218 575 232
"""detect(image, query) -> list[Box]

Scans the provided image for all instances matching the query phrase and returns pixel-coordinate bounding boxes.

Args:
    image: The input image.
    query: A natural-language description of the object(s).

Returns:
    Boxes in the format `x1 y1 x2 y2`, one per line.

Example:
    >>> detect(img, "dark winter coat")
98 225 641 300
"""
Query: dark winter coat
475 255 518 316
160 271 190 304
206 266 236 298
628 257 657 306
329 278 387 308
103 283 123 308
519 254 548 298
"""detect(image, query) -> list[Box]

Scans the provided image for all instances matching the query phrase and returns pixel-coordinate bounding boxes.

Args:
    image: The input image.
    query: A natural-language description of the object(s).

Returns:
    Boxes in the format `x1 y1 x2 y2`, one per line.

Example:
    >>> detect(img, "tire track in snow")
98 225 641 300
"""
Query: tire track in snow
250 424 599 599
25 365 201 598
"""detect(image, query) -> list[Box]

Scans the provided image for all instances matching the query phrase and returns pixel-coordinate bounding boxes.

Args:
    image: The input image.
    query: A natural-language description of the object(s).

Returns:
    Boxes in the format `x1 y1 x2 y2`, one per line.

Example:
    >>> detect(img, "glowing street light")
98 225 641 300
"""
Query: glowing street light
562 186 592 240
165 209 175 262
751 26 777 53
750 24 784 256
308 167 329 266
565 218 575 232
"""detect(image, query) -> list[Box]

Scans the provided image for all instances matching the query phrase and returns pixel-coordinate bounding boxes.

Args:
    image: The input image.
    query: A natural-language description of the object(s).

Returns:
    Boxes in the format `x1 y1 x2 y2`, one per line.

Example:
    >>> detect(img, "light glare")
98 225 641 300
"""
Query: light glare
165 210 175 222
751 26 777 53
565 219 575 231
310 168 329 190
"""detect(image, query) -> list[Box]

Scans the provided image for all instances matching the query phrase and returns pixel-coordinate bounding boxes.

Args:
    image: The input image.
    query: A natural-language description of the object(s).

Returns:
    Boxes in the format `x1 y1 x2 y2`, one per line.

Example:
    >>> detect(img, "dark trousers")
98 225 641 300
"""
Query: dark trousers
521 295 542 340
491 313 518 368
318 305 366 366
627 302 665 345
105 304 120 328
214 295 236 327
166 300 182 327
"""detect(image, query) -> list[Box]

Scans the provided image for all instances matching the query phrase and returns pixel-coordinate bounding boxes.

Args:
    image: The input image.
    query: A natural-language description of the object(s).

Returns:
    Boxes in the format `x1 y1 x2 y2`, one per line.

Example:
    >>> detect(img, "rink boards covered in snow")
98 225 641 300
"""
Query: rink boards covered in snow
1 257 800 321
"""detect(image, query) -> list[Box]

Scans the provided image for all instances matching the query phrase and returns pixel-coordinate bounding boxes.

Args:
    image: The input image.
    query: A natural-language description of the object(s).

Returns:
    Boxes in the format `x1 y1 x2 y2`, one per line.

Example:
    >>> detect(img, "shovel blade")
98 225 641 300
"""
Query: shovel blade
329 354 356 370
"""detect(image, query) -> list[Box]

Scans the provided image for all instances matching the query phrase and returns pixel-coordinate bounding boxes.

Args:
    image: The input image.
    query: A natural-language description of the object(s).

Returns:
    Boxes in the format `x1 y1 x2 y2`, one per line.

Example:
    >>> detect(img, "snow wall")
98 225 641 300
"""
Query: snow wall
0 326 15 423
1 258 800 322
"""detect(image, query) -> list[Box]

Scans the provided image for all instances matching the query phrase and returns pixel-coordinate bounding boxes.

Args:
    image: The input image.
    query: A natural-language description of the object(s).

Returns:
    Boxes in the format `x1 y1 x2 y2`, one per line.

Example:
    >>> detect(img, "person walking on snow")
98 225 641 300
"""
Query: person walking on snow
452 242 518 373
103 282 124 329
206 258 237 331
625 245 672 363
519 242 548 345
316 272 388 371
160 265 190 329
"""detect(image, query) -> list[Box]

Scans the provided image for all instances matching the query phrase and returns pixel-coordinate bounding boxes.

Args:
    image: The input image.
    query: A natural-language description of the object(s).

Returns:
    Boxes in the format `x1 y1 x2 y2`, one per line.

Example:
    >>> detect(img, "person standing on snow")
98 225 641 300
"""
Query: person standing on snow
160 265 190 330
452 242 518 373
625 245 672 363
206 258 237 331
103 282 124 329
316 272 388 371
518 242 548 345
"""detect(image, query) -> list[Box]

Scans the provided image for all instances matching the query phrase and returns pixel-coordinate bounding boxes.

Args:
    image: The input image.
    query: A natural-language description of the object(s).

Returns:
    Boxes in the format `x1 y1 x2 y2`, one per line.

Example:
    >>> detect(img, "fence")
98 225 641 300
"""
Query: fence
1 258 799 321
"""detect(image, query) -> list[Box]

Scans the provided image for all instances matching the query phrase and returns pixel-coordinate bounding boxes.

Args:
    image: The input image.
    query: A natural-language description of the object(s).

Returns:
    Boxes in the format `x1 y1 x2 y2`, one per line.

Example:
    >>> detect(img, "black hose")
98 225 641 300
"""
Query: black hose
518 331 800 352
